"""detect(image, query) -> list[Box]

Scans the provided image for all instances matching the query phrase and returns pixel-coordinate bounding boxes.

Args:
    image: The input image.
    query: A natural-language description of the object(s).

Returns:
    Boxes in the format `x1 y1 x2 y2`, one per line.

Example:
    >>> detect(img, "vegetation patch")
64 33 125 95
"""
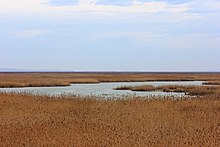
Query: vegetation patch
0 93 219 146
115 85 220 96
1 73 220 88
203 81 220 85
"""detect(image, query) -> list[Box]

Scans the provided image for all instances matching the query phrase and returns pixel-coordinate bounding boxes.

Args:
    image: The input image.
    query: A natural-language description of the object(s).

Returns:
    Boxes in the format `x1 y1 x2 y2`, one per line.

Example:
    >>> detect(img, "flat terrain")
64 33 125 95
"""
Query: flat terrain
0 73 220 146
0 72 220 88
115 85 220 96
0 93 220 146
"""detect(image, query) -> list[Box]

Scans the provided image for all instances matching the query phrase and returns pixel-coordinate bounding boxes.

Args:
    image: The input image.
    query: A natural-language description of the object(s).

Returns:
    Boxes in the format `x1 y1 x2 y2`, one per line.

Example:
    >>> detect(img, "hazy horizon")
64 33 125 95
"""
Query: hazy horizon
1 0 220 71
0 68 220 73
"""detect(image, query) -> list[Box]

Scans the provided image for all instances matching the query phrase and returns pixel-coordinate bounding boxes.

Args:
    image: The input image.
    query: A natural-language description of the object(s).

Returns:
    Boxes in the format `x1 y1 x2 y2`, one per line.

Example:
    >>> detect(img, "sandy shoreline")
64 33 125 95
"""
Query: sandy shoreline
0 93 219 146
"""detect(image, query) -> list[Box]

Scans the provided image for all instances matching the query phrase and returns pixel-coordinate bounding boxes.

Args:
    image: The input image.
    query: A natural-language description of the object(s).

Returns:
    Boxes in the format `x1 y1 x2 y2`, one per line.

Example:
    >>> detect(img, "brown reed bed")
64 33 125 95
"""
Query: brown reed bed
159 85 220 96
203 81 220 85
115 85 157 91
115 85 220 96
0 72 220 88
0 92 219 146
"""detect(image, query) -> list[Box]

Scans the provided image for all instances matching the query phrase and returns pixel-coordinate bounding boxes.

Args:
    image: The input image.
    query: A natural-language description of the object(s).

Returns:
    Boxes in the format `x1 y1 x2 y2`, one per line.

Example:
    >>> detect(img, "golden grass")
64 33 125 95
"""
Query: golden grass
115 85 157 91
0 93 219 146
158 85 220 96
116 85 220 96
1 73 220 146
203 81 220 85
1 72 220 88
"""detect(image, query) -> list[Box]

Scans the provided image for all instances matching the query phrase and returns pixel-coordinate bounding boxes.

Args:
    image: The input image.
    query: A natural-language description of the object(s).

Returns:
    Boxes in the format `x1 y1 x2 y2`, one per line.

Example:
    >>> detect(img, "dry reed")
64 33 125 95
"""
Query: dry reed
203 81 220 85
1 72 220 88
116 85 220 96
0 93 219 146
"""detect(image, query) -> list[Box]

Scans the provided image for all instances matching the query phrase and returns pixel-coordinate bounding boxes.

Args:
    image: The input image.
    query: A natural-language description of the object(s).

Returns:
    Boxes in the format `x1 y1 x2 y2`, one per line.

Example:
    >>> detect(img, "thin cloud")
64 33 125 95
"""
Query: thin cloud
0 0 190 16
78 0 98 5
0 0 219 18
15 29 47 38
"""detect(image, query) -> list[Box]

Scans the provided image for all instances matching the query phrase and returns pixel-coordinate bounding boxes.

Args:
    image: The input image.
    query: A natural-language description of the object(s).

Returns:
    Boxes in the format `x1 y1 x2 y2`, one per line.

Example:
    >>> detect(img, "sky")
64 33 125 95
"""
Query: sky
0 0 220 71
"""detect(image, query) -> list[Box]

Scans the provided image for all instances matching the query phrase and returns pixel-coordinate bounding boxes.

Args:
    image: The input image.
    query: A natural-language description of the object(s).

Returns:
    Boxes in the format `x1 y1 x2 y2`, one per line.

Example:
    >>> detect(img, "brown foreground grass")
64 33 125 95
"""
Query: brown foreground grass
1 72 220 88
115 85 220 96
0 93 220 146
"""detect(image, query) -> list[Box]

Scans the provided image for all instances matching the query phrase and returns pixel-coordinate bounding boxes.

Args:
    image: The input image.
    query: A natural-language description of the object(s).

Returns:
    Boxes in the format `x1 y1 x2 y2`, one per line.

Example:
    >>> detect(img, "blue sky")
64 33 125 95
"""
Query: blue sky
0 0 220 71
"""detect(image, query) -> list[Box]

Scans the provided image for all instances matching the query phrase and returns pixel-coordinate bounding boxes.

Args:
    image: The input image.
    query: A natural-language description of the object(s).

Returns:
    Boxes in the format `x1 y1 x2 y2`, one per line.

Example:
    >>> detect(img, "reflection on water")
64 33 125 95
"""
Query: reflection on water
0 81 204 98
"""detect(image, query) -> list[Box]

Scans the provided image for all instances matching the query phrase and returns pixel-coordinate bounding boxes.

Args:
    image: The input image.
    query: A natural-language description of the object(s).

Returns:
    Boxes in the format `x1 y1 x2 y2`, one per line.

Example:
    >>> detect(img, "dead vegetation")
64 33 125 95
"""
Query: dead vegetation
115 85 220 96
1 73 220 146
159 85 220 96
0 72 220 88
203 81 220 85
0 93 219 146
115 85 157 91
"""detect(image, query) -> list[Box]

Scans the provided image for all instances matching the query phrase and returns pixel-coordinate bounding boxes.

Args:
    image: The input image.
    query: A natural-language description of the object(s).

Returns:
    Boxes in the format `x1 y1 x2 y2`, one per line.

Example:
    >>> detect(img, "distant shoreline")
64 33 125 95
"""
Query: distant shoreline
0 72 219 88
0 71 220 74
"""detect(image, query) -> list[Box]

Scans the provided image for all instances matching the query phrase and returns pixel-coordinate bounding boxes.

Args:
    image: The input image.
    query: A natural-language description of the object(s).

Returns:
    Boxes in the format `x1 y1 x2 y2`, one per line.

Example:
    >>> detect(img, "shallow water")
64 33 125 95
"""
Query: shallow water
0 81 204 98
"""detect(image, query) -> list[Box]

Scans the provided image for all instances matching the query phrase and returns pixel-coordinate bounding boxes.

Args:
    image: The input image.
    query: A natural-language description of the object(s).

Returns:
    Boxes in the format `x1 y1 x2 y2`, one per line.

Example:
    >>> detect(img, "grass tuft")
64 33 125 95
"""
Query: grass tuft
0 93 219 146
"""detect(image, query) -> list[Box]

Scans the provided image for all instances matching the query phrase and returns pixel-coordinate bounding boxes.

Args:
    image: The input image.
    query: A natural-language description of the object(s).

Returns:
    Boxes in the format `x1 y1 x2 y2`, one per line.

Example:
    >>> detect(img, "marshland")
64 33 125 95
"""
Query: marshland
0 72 220 146
2 0 220 146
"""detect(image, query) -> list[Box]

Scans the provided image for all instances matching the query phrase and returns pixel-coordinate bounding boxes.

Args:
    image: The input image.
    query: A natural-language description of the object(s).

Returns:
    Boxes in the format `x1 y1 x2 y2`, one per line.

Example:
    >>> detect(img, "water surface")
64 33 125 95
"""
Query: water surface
0 81 204 98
